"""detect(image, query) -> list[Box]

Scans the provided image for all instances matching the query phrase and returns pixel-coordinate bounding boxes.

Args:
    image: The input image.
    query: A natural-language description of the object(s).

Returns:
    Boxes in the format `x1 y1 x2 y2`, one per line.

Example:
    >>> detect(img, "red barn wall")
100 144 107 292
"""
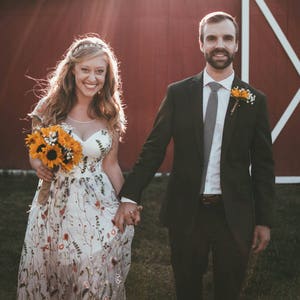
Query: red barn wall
0 0 299 177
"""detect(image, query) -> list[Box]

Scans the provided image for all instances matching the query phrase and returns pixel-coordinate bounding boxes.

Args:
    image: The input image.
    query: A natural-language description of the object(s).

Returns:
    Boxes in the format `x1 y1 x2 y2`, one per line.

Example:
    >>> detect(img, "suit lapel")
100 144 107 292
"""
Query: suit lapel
221 76 242 162
187 72 204 157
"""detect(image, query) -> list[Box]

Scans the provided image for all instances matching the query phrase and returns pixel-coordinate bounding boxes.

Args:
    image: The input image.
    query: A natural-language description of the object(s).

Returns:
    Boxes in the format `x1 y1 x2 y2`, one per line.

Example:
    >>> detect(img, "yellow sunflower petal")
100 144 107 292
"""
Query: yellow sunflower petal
40 144 63 169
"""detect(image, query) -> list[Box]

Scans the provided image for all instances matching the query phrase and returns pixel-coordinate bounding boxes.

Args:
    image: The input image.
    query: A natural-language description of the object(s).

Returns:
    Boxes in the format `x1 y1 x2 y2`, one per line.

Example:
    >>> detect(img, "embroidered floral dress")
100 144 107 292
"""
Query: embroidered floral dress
17 126 134 300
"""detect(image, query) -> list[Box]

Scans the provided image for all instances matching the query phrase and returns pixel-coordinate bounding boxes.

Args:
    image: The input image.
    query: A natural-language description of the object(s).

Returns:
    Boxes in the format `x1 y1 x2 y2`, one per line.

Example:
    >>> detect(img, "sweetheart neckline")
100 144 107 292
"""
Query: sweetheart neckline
72 129 109 143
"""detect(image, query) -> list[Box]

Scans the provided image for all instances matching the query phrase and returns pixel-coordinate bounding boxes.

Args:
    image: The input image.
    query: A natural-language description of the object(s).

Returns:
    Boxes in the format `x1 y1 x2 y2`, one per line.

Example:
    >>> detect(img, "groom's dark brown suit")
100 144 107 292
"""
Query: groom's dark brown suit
119 72 274 298
120 71 274 244
118 12 274 300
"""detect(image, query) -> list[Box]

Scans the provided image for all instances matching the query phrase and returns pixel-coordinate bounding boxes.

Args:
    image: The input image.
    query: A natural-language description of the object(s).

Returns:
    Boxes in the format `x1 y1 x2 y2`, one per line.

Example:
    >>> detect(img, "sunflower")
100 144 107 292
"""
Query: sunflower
231 87 240 98
231 87 250 100
68 140 82 164
27 132 46 159
25 130 41 146
230 86 256 115
61 140 82 171
29 143 46 159
40 144 63 169
40 125 60 137
58 131 75 148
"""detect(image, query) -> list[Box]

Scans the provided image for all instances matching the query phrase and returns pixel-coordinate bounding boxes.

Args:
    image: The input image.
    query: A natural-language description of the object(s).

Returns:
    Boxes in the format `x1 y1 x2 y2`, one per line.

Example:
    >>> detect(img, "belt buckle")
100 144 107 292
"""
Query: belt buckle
202 196 212 205
201 194 221 206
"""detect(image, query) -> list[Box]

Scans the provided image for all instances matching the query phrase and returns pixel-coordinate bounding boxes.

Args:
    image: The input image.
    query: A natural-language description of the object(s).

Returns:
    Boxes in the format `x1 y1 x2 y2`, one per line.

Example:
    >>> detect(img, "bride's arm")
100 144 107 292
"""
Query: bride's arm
104 133 141 230
102 133 124 195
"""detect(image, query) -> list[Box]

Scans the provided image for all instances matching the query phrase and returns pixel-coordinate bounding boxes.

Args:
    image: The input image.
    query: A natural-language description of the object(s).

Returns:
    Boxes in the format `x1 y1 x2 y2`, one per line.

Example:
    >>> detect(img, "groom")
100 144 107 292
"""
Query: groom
115 11 274 299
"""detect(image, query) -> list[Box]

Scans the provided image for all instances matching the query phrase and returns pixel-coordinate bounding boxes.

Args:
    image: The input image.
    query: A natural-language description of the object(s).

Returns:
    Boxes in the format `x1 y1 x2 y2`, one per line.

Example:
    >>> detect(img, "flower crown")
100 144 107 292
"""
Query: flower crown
72 43 104 55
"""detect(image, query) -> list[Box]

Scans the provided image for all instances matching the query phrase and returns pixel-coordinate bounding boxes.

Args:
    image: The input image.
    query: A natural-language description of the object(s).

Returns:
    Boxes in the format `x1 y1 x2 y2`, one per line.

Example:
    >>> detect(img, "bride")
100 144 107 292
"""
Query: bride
17 35 140 300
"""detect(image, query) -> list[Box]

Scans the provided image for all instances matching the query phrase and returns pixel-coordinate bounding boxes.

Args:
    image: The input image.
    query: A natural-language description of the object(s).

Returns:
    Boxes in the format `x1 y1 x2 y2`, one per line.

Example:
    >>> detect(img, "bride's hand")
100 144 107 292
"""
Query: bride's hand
113 203 142 233
30 158 53 182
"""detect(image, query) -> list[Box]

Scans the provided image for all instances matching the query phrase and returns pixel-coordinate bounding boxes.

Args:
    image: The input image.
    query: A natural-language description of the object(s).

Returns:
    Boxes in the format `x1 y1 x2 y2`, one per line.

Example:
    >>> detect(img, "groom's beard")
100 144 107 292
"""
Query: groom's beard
205 48 235 70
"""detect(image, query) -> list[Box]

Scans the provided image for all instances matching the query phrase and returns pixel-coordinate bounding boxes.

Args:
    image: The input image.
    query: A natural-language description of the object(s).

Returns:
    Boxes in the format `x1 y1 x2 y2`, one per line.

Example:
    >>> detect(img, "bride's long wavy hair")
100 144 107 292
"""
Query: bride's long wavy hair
31 34 126 137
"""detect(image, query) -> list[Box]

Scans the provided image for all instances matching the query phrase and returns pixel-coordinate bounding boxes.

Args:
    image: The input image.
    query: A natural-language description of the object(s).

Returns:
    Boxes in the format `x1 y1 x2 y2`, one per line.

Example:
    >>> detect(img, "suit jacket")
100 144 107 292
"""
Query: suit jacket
120 71 275 251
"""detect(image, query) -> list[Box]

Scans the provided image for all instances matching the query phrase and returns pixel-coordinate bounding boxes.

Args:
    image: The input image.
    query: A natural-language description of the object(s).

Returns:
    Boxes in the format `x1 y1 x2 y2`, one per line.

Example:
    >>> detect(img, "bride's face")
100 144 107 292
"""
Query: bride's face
73 54 107 102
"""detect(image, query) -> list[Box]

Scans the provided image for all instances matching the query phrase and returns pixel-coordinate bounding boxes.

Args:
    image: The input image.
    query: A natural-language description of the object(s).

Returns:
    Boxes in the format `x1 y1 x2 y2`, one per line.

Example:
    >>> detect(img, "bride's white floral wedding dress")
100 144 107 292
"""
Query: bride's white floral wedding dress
17 125 133 300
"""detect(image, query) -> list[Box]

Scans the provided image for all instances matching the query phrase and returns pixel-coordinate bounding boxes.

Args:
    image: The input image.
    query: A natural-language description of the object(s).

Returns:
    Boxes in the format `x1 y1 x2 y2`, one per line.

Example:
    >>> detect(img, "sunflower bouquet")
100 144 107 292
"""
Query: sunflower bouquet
25 124 83 205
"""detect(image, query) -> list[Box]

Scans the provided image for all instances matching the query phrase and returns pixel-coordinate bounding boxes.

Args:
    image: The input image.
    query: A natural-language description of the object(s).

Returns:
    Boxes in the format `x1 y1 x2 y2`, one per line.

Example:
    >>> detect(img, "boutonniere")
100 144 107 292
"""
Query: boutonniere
230 86 256 115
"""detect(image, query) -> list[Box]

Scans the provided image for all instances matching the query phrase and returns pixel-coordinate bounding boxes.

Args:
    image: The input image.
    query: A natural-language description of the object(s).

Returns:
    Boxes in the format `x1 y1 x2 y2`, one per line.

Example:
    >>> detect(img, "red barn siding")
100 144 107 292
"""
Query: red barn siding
0 0 299 177
249 0 299 176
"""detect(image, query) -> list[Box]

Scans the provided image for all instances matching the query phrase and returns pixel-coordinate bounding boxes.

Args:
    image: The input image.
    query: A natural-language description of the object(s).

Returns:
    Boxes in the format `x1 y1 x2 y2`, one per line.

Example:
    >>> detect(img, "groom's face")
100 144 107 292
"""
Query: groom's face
200 19 238 70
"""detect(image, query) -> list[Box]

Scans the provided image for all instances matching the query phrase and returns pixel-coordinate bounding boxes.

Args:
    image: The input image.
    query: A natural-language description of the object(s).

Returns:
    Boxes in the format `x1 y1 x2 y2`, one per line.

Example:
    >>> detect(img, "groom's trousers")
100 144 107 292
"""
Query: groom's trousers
168 200 250 300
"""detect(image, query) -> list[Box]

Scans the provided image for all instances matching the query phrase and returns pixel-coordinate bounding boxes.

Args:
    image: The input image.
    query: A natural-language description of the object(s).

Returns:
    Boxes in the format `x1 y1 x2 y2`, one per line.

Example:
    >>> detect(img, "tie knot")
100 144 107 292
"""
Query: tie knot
208 82 222 92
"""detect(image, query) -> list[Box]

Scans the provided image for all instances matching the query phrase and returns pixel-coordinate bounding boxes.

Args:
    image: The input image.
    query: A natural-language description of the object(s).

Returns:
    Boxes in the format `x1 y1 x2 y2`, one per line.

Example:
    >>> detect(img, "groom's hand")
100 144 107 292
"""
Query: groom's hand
252 225 271 253
113 203 142 233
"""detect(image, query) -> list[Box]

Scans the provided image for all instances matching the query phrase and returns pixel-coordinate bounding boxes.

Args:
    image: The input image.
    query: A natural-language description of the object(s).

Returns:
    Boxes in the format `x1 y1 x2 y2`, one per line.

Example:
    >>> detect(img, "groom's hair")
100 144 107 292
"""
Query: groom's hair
199 11 239 42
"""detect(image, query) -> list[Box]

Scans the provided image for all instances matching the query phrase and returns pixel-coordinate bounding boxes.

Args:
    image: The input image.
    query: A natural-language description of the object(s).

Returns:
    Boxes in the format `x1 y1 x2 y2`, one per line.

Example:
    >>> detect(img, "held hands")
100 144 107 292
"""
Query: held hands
252 225 271 254
113 202 143 233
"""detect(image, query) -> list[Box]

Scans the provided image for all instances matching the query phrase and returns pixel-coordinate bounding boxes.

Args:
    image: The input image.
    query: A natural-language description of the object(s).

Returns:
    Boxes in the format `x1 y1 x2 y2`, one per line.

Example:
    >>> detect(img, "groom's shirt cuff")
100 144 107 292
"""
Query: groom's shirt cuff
120 196 137 204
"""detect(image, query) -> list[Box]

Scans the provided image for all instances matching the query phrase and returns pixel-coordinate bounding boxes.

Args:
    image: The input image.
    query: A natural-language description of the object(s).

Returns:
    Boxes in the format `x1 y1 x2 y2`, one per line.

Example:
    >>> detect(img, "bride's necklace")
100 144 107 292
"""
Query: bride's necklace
67 115 97 124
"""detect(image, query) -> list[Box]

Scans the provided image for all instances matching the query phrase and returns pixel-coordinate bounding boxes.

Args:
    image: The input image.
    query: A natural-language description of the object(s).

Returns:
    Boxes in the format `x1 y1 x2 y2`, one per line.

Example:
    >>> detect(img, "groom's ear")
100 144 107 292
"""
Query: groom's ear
234 41 239 53
199 39 204 53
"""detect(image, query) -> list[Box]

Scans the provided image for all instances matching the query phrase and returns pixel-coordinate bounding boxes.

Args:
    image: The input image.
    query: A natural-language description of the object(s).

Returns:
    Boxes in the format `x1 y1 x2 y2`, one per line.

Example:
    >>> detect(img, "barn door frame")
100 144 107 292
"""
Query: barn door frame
241 0 300 183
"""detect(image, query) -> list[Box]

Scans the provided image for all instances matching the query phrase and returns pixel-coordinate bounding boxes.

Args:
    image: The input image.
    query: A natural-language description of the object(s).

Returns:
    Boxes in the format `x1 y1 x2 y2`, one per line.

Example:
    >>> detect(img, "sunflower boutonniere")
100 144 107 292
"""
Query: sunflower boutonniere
25 124 83 204
230 86 256 115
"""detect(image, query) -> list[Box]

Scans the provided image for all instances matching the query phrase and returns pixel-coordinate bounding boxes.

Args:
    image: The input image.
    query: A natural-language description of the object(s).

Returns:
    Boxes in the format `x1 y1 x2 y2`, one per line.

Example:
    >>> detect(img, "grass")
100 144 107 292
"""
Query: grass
0 173 300 299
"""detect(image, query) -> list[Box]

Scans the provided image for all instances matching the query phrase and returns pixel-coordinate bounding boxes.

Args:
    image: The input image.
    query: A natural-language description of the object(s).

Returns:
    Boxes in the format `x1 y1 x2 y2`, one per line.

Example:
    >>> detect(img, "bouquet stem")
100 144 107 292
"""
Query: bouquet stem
38 180 51 205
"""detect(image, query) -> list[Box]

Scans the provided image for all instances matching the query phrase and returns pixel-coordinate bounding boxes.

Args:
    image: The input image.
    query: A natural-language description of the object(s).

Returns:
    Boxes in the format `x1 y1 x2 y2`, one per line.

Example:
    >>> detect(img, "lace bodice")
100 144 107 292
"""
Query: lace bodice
59 127 112 178
79 129 111 172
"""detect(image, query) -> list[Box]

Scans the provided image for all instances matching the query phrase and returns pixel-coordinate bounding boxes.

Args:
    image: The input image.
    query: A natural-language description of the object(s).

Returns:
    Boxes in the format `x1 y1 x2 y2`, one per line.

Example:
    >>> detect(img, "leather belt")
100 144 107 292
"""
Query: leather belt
199 194 222 206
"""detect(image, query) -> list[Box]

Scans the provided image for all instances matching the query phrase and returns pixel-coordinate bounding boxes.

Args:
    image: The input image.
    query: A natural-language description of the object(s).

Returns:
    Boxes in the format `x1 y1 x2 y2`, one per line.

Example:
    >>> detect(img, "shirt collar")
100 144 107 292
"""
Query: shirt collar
203 69 235 91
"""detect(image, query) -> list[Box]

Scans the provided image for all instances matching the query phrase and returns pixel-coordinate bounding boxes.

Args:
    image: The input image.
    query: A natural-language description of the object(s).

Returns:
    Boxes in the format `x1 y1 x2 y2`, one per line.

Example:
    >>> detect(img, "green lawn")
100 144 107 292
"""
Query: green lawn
0 173 299 299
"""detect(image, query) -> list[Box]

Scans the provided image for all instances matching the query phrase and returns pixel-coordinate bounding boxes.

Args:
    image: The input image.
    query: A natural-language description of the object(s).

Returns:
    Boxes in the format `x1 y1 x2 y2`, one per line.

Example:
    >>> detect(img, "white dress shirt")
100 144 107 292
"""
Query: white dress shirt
121 70 234 203
202 69 234 194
